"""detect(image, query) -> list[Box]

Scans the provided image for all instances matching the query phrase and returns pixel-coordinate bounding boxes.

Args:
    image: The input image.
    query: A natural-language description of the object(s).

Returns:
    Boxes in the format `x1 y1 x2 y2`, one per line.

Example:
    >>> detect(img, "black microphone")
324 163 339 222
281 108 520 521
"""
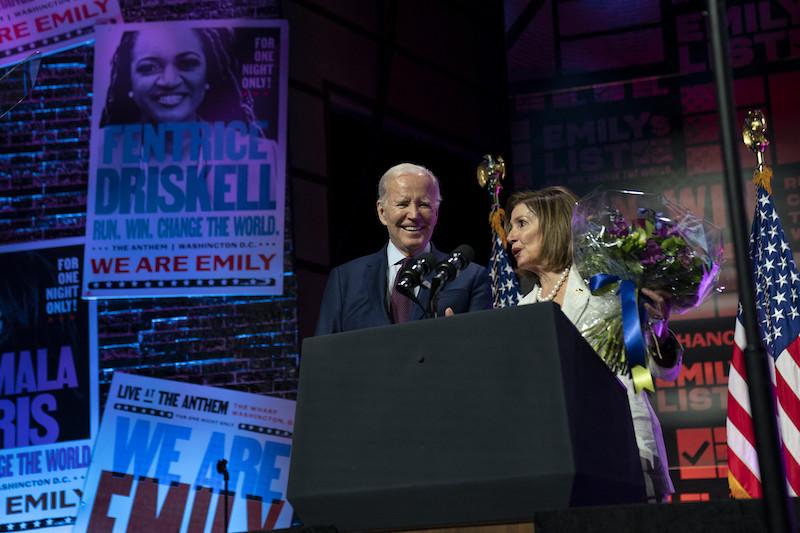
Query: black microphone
396 252 436 298
431 245 474 285
427 245 475 317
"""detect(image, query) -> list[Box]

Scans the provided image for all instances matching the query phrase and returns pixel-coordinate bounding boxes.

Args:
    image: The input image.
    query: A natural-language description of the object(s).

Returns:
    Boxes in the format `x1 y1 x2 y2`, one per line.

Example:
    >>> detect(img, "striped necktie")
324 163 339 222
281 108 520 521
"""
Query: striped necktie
390 256 415 323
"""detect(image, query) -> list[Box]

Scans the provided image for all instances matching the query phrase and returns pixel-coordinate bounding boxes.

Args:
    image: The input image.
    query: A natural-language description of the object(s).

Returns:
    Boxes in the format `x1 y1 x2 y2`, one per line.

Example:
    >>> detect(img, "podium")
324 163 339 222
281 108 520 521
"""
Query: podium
287 304 645 532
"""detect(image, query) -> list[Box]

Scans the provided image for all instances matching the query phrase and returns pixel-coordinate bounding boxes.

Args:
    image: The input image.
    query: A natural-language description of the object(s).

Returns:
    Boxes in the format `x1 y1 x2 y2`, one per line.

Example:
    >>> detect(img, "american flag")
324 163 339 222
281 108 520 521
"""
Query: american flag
489 207 521 308
726 185 800 498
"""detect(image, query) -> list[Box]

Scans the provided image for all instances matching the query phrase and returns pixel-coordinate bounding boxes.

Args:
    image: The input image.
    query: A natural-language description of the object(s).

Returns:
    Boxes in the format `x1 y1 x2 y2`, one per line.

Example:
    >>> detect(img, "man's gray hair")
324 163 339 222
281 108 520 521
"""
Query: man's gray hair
377 163 442 206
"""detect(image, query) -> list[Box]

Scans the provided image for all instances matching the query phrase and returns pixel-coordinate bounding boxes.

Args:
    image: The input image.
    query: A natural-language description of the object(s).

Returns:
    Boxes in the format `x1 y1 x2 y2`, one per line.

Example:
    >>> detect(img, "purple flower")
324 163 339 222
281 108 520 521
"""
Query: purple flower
677 249 693 267
641 239 666 265
609 216 629 237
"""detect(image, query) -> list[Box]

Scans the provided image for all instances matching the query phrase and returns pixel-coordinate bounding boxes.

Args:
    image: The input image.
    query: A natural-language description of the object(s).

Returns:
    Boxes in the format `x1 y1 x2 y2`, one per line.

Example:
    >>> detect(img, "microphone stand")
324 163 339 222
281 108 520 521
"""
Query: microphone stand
216 459 230 532
427 278 443 318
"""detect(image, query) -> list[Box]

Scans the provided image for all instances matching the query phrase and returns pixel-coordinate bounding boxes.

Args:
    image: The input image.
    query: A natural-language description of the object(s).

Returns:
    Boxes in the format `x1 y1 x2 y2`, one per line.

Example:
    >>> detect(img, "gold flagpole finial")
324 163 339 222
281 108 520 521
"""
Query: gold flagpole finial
743 109 772 194
477 154 509 243
477 154 506 204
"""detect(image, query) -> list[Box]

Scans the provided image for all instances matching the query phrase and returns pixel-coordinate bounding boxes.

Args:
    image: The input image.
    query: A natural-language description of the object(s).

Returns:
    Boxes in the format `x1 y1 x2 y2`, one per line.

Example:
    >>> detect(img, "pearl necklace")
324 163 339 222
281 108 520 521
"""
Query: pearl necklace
534 265 571 302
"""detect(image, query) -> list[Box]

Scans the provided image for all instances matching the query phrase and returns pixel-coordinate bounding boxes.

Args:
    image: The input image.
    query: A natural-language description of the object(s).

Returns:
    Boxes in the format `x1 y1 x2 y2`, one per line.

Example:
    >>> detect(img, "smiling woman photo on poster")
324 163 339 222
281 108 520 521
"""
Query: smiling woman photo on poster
100 26 255 127
95 23 279 213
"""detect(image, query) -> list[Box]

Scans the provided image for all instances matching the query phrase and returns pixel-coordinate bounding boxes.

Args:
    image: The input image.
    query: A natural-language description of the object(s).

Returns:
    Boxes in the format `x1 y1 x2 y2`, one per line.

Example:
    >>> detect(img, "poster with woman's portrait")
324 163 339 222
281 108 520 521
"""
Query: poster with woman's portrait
83 19 288 298
0 238 98 532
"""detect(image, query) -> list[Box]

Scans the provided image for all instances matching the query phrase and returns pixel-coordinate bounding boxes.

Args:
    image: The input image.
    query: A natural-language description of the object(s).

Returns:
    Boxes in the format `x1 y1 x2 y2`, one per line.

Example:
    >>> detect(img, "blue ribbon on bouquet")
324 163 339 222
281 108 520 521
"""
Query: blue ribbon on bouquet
589 274 655 393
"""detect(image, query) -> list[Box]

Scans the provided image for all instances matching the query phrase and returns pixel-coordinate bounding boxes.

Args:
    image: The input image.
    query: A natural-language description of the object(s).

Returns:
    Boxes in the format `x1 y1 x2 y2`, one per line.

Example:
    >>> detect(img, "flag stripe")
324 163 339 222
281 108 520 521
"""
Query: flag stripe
727 392 756 449
775 370 800 441
726 412 760 478
727 442 762 497
783 443 800 497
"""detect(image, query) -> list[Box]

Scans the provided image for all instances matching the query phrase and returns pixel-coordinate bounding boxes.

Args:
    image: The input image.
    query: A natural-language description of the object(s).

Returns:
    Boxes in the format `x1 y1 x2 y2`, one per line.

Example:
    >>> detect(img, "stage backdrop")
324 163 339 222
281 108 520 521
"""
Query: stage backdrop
83 19 288 298
0 238 98 532
506 0 800 500
74 372 295 532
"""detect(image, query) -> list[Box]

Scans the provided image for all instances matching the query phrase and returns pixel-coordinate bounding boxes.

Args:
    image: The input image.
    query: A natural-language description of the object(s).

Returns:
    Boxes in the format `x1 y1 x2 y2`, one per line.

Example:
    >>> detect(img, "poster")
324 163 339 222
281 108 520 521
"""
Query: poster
0 0 122 69
83 19 288 298
0 238 98 531
74 373 295 532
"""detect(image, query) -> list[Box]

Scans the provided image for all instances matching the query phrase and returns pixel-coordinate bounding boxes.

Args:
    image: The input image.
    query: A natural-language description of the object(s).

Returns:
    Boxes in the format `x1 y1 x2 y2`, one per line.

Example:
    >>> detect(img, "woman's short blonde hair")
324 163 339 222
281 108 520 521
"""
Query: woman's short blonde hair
506 186 578 274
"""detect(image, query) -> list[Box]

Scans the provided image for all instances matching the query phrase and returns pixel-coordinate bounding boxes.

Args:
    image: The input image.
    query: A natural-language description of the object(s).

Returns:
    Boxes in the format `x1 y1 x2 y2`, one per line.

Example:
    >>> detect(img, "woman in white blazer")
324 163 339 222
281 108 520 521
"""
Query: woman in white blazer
506 186 683 503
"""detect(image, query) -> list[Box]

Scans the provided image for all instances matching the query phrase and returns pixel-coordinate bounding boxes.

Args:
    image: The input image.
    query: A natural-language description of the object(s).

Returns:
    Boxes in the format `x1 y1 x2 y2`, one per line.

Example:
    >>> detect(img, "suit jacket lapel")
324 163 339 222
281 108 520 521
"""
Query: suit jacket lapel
561 266 591 325
367 246 392 322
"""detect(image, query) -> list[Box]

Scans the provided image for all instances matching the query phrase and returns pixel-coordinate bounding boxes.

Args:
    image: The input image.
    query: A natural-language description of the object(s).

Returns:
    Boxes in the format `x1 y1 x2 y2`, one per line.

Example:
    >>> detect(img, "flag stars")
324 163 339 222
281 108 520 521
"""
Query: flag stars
790 307 799 320
772 307 785 322
766 241 778 255
768 226 779 240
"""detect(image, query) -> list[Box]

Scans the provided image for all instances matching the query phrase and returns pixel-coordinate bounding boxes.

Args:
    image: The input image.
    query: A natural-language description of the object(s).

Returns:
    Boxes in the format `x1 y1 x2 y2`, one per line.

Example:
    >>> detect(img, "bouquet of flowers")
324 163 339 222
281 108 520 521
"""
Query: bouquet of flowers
571 189 723 379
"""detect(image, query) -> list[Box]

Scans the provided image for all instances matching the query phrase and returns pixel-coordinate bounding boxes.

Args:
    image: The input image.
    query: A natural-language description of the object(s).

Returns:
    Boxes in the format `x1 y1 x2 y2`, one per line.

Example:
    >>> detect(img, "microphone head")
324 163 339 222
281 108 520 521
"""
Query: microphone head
413 252 437 274
397 252 438 296
432 245 475 284
452 244 475 264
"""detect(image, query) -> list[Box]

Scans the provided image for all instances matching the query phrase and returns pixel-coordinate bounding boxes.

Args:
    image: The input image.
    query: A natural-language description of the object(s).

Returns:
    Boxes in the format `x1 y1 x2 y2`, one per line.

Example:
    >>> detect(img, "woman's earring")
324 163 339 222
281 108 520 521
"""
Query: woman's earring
205 83 210 90
128 91 134 98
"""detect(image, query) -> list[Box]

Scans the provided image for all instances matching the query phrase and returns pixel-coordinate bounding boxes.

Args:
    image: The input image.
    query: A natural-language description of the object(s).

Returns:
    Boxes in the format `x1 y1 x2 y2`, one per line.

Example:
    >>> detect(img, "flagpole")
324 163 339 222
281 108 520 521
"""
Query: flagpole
706 1 795 531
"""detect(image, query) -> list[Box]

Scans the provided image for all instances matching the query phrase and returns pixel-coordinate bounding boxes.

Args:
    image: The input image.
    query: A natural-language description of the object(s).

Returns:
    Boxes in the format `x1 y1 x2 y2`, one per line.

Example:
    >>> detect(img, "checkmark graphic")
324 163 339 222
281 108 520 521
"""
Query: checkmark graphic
682 440 710 465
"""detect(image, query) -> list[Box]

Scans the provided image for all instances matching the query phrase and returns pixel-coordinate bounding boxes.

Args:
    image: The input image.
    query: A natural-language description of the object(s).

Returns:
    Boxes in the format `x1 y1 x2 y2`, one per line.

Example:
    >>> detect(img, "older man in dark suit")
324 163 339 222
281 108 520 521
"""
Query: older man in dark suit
315 163 491 335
